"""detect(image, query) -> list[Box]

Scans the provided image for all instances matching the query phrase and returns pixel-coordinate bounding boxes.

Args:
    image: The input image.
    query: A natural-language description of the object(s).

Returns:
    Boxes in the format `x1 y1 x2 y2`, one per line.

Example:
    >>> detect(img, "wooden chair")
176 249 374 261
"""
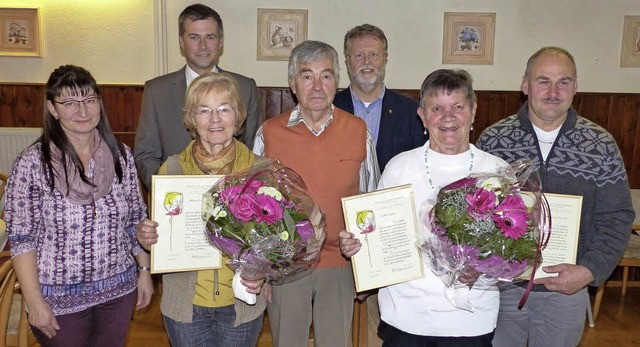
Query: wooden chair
0 171 8 218
592 189 640 322
0 252 36 346
592 230 640 321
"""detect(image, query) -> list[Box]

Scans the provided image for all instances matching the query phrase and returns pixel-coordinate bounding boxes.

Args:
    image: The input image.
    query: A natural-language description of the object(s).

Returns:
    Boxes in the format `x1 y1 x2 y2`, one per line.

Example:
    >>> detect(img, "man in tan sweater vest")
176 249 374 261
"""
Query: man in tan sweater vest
253 40 379 346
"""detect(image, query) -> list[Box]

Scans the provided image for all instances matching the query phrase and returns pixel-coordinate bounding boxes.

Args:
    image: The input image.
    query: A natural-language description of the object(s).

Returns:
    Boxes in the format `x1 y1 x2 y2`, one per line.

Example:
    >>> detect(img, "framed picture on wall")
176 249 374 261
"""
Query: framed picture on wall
0 7 42 57
620 15 640 67
257 8 308 61
442 12 495 65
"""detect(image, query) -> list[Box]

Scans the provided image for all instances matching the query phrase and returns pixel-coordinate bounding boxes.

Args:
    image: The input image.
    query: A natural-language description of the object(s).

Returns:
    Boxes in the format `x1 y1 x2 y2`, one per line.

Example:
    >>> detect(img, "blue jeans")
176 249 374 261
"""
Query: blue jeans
163 304 263 347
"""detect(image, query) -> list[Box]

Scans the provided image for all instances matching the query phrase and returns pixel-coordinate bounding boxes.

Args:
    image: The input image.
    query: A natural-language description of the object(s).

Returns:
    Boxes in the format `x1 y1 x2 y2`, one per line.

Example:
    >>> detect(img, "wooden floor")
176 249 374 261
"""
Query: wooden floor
119 279 640 347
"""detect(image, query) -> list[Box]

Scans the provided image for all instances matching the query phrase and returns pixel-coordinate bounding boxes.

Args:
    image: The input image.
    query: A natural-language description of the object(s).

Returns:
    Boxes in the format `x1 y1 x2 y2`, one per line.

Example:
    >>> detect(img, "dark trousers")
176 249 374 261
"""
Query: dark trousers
378 319 494 347
32 290 137 347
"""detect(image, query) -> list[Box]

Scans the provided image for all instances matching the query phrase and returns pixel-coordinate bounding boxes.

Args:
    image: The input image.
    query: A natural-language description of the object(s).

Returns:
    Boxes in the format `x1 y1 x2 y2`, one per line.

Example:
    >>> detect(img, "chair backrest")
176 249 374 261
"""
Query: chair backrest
0 255 32 347
0 172 8 217
631 189 640 228
0 258 16 345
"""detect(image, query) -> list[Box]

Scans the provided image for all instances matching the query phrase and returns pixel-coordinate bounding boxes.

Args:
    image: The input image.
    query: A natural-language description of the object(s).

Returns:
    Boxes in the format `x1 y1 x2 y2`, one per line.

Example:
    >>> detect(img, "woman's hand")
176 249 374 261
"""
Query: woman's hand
339 230 362 258
458 265 480 289
27 299 59 339
240 276 266 295
135 219 159 250
136 271 154 310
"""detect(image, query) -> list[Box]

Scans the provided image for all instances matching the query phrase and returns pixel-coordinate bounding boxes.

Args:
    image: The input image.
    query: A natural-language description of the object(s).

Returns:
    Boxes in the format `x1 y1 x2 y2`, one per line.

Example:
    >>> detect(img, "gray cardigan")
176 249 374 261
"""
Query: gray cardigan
159 155 267 326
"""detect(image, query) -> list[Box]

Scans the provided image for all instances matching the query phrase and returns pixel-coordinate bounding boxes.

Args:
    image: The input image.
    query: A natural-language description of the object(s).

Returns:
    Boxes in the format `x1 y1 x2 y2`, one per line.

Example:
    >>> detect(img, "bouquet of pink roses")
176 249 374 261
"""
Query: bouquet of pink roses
419 160 551 304
202 160 326 292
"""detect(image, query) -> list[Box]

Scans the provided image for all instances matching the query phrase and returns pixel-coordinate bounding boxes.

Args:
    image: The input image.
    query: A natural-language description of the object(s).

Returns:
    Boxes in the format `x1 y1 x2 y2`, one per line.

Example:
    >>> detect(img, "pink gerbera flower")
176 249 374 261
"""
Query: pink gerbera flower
492 195 530 239
254 194 284 224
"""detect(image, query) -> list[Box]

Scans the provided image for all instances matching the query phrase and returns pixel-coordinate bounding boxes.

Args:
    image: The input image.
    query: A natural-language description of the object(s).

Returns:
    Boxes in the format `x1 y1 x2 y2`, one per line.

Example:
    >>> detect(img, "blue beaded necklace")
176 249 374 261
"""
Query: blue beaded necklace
424 146 475 190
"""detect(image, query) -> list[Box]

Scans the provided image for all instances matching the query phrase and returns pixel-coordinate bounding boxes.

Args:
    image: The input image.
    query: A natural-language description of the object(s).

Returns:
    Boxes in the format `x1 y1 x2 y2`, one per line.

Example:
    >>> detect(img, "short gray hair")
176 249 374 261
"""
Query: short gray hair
419 69 476 109
288 40 340 85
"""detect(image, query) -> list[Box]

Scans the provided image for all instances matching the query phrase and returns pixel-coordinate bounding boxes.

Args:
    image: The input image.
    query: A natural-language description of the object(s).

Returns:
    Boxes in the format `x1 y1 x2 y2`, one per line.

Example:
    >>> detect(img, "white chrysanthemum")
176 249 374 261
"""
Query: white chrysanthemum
478 177 501 191
213 206 227 220
258 186 283 201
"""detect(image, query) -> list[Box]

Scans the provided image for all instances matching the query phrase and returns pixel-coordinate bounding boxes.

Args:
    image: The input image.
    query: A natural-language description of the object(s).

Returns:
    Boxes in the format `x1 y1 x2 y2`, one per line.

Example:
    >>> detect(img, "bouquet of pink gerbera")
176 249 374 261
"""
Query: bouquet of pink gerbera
419 160 551 308
202 160 326 303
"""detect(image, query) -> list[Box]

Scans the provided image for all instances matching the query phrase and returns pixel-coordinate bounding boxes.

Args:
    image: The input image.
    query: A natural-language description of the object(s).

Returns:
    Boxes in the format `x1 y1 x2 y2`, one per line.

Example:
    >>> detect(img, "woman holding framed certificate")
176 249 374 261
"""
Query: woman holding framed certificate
340 69 508 346
134 72 267 347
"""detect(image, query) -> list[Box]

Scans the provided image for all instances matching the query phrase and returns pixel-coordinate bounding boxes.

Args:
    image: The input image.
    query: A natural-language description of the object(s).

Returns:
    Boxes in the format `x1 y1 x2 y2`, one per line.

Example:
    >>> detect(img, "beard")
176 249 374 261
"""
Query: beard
348 65 386 93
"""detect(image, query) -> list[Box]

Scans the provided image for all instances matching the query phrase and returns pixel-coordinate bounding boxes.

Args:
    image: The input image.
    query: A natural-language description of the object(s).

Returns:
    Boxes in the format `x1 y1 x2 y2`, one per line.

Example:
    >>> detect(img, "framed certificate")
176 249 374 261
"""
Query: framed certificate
151 175 223 274
535 193 583 279
341 184 424 292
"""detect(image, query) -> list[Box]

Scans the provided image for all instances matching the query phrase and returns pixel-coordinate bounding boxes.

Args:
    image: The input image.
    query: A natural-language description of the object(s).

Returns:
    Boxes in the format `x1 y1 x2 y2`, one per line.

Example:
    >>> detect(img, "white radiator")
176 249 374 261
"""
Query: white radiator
0 127 42 174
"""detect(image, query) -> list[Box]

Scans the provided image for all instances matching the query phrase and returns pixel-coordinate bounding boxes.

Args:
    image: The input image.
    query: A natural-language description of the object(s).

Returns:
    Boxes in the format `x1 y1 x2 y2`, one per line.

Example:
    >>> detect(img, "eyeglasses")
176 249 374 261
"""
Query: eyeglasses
54 96 101 111
194 105 237 119
348 51 385 62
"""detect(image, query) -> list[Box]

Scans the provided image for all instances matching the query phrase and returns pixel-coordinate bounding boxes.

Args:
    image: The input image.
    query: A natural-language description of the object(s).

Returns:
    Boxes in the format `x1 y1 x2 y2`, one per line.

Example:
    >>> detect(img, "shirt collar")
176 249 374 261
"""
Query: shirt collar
185 65 219 87
349 84 386 106
287 104 335 136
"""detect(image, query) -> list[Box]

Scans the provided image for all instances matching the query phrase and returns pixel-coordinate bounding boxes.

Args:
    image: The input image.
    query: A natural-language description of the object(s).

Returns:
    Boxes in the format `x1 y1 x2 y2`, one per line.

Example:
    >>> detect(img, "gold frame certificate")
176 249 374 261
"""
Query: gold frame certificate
151 175 223 274
341 184 424 292
535 193 583 279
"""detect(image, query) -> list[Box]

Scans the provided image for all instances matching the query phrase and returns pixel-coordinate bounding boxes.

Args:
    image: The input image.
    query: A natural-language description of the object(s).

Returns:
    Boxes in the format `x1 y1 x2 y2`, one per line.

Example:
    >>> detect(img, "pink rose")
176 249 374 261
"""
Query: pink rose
228 194 260 222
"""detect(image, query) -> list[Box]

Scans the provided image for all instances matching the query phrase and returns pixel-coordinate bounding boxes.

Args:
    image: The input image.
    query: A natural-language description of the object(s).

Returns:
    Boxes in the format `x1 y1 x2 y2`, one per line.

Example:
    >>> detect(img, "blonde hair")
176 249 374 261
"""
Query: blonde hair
183 72 247 138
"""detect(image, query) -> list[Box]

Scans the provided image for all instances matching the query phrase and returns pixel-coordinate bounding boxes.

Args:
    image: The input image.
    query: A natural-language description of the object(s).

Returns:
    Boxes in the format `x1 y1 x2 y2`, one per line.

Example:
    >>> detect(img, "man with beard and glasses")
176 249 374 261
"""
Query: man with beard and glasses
333 24 427 347
334 24 426 174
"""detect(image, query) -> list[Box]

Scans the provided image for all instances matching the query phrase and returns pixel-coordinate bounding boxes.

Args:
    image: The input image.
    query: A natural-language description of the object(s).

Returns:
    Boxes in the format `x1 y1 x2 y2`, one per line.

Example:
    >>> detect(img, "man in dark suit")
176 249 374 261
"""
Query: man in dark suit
134 3 262 189
333 24 427 346
333 24 426 174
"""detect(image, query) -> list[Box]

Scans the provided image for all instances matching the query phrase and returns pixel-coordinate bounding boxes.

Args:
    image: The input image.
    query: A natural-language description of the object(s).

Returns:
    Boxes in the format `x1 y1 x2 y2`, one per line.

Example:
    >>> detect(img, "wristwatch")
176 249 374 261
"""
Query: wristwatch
137 266 151 272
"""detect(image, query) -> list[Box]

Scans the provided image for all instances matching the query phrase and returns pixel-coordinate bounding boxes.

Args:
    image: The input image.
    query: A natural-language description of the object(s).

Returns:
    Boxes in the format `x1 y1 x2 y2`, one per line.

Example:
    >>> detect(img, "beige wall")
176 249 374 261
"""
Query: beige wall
1 0 639 92
0 0 155 84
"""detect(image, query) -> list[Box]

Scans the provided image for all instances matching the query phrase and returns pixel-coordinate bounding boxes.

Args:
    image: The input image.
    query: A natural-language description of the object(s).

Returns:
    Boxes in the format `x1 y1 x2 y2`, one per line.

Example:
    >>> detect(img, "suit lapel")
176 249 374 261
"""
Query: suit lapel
377 92 395 151
171 67 187 113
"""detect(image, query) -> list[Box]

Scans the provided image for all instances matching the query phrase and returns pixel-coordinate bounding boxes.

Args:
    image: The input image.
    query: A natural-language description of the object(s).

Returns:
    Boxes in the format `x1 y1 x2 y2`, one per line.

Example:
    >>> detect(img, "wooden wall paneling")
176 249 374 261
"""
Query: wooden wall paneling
1 84 639 188
624 95 640 188
615 96 638 173
100 85 144 133
259 88 284 120
281 88 296 114
14 85 44 127
0 85 16 127
472 91 492 142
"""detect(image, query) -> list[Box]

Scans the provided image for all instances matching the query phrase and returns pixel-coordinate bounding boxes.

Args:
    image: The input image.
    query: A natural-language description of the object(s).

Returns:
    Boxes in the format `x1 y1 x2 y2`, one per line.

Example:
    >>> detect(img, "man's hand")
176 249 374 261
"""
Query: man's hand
533 264 594 294
338 230 362 258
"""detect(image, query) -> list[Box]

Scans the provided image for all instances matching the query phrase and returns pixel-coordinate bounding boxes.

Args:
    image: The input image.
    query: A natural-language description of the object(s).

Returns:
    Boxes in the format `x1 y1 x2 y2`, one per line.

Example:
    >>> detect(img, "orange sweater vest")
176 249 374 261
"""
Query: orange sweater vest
262 108 367 268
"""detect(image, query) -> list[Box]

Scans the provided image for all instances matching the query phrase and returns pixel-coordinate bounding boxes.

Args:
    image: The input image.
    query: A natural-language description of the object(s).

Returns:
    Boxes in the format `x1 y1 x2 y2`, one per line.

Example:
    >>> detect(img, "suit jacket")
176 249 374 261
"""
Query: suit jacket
333 87 426 173
134 66 263 189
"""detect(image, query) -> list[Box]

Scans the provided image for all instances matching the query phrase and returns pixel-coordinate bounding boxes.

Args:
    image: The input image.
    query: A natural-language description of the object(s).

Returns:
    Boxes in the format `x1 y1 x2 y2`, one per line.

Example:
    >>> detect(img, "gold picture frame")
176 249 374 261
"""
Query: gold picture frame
442 12 495 65
0 7 42 57
257 8 308 61
620 15 640 67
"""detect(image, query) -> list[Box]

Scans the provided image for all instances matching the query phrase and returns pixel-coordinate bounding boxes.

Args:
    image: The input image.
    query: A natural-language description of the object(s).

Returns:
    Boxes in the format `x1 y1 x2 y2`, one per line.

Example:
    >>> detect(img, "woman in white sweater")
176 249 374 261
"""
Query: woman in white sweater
340 69 507 346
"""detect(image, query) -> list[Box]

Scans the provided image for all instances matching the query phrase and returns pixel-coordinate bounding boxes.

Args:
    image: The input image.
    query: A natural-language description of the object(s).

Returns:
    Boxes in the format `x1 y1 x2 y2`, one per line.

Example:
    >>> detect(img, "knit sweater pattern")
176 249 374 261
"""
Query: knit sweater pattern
476 102 635 285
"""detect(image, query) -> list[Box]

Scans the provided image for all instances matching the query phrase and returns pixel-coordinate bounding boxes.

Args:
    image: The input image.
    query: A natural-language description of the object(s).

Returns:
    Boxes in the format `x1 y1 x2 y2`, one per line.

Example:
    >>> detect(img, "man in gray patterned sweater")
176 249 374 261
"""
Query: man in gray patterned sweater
477 46 635 347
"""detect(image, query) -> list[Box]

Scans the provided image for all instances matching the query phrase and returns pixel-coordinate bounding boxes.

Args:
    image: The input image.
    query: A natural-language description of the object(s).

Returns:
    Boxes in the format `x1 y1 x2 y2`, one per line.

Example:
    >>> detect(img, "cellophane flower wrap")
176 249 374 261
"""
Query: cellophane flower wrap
202 159 326 283
419 160 551 302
